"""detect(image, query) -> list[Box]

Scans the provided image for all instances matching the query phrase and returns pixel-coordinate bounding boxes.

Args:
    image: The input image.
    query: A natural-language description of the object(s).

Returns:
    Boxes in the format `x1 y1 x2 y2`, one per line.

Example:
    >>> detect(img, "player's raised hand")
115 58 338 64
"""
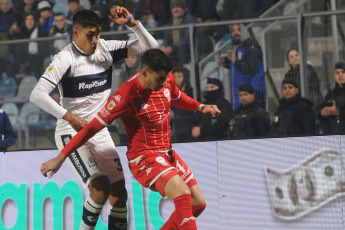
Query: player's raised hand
109 6 136 26
40 153 67 179
200 104 221 117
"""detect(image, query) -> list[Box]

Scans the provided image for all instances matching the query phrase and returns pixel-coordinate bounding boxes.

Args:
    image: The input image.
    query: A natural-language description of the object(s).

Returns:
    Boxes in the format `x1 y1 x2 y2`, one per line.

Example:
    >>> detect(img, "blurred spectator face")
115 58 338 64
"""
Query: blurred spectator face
40 9 52 19
282 83 299 99
92 9 102 17
206 83 219 91
54 14 66 30
25 14 35 30
68 1 79 13
239 91 254 106
1 0 11 13
288 49 299 68
231 24 241 45
171 7 184 18
335 68 345 86
125 56 137 68
173 71 184 87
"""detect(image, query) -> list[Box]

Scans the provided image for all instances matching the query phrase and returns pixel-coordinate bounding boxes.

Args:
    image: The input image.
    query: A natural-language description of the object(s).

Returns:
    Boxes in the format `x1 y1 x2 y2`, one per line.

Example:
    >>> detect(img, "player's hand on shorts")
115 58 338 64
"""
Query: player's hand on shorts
109 6 134 25
41 153 67 179
200 104 221 117
70 115 88 131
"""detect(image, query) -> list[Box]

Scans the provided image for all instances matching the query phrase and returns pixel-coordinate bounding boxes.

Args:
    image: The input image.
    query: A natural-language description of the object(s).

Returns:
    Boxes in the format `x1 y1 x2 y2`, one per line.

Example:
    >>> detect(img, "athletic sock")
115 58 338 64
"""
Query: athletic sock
108 206 127 230
172 194 197 230
80 196 103 230
160 211 178 230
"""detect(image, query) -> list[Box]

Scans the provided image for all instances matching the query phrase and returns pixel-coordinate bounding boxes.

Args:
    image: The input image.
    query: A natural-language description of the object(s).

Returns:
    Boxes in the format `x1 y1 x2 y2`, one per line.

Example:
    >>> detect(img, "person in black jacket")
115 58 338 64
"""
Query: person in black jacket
192 78 234 140
228 83 270 138
318 62 345 134
0 108 16 151
270 78 315 137
285 48 322 109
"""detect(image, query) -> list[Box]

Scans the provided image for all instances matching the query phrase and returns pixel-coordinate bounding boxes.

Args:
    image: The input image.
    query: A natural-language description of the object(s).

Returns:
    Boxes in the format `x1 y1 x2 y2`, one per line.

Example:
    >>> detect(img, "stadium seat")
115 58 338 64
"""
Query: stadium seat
0 77 17 100
1 102 19 131
20 101 41 148
0 76 37 104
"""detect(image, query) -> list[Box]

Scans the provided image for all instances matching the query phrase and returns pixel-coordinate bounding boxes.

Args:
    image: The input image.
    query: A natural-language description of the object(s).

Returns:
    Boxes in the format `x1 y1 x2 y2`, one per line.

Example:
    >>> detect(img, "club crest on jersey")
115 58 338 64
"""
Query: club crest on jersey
107 100 116 110
164 88 171 102
96 51 107 66
47 64 55 73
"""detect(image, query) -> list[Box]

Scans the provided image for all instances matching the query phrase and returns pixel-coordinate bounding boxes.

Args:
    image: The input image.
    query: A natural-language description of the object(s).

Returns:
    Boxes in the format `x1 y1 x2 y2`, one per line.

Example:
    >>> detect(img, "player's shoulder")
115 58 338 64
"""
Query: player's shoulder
52 44 74 64
115 73 140 97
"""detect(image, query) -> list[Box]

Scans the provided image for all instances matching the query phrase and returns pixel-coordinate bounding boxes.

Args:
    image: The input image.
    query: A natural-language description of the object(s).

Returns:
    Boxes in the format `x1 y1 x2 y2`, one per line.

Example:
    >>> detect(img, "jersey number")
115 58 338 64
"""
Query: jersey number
114 158 123 171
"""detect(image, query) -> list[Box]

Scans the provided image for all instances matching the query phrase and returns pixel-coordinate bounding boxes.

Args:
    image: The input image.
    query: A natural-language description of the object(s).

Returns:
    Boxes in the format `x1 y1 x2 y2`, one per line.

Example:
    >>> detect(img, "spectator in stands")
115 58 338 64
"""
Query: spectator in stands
228 82 270 138
318 62 345 134
0 0 21 39
171 66 194 142
66 0 83 22
233 0 277 19
270 78 315 137
37 0 54 34
284 48 322 109
192 78 234 140
0 108 16 151
140 9 157 29
17 0 37 21
13 12 49 76
0 31 15 77
220 23 266 109
91 5 109 31
50 12 72 53
114 55 140 91
146 0 171 32
160 0 197 65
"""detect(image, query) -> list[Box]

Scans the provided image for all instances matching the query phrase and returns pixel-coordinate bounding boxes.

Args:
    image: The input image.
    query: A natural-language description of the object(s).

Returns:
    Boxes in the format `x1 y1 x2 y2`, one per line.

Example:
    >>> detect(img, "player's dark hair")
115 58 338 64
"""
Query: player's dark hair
140 49 173 73
73 10 101 28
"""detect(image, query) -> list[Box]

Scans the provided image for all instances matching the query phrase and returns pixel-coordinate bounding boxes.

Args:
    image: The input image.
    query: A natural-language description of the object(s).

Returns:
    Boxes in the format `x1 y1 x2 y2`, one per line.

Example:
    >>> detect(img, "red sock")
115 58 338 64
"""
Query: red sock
192 204 206 218
173 194 196 229
160 211 178 230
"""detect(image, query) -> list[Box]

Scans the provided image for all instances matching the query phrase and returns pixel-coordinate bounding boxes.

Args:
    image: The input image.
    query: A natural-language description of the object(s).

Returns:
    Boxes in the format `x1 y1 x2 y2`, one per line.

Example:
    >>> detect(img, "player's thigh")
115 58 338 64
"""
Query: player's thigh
164 174 191 199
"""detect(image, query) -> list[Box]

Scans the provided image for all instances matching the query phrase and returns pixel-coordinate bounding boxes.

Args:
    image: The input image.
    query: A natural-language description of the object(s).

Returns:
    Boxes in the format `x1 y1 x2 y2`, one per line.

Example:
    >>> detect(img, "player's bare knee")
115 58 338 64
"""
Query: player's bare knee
90 176 111 199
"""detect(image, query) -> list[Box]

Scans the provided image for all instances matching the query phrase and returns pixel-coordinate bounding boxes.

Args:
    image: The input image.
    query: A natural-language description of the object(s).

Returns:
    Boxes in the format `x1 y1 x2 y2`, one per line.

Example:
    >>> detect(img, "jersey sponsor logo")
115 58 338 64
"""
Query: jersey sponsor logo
107 100 116 110
180 216 196 226
73 62 86 68
79 79 107 90
164 88 171 102
69 152 87 179
47 64 55 73
156 156 168 166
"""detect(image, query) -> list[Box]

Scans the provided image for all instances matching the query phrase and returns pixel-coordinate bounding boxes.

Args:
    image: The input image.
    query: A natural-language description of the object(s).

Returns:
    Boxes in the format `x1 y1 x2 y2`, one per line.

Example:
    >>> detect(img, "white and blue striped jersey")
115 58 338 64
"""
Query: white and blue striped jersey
30 21 158 133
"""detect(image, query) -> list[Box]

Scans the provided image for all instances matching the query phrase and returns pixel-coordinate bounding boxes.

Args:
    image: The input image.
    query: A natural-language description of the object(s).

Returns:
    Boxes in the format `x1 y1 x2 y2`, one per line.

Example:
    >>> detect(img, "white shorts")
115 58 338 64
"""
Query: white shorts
55 128 125 187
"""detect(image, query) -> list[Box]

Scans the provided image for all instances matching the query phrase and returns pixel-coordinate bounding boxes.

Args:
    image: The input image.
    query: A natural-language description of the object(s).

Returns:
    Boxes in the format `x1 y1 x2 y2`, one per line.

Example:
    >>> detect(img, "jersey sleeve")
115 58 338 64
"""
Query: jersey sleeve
170 73 201 111
61 118 104 156
95 83 132 126
30 51 72 119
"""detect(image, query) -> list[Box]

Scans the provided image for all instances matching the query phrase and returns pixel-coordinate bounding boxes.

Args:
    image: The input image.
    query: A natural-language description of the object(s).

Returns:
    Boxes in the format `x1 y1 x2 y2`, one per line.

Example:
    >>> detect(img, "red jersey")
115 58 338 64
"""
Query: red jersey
61 72 202 158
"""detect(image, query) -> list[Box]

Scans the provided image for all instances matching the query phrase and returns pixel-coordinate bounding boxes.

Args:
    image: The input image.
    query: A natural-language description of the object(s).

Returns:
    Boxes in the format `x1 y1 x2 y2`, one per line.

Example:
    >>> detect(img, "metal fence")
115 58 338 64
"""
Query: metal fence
1 10 344 150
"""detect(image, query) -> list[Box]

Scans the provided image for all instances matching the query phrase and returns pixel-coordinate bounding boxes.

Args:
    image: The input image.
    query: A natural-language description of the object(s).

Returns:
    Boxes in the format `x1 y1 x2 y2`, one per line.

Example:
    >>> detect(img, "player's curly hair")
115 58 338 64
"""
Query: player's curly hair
140 49 173 73
73 10 102 28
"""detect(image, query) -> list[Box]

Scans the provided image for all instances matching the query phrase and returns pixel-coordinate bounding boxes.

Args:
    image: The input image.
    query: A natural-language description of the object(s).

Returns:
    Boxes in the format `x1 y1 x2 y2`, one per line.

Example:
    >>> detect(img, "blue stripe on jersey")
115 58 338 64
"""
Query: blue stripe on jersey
61 134 90 183
109 47 128 63
61 68 112 98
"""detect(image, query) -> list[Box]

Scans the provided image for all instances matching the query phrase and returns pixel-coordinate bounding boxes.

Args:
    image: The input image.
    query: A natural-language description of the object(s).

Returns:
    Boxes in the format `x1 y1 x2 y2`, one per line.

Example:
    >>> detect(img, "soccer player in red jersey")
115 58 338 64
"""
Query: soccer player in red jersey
41 49 221 229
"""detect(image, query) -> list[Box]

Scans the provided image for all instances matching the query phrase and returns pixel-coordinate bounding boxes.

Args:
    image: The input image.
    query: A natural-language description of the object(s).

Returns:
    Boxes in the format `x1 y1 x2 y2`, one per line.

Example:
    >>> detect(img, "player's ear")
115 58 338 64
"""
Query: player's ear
142 68 148 78
73 26 78 38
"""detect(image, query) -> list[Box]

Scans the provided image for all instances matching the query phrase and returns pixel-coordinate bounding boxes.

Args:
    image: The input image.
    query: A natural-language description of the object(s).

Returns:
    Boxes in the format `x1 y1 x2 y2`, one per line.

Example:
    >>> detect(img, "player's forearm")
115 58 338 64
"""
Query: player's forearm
172 91 201 111
61 118 104 156
30 79 67 119
127 21 158 55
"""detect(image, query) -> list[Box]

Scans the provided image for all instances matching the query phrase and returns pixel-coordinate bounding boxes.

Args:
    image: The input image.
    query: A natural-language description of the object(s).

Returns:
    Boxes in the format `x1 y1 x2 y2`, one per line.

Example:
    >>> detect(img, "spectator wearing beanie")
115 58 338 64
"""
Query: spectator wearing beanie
37 0 54 34
192 78 234 140
318 62 345 134
270 78 315 137
229 82 270 139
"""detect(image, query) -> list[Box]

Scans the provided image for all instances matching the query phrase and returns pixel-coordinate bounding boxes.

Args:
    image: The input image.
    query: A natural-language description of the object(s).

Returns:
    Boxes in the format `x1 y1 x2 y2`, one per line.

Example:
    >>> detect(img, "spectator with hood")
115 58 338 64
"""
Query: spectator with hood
192 78 234 140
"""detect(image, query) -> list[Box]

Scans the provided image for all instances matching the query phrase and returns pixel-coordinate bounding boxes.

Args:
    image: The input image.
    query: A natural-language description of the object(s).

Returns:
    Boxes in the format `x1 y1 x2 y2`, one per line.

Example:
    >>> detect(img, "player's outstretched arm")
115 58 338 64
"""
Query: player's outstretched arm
41 153 67 179
199 104 221 117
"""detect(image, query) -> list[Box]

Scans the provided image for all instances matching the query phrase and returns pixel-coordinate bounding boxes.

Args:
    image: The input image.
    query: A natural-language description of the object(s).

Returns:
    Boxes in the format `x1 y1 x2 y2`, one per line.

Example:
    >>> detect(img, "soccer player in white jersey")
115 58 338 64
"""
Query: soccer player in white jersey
30 8 158 230
40 49 221 229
